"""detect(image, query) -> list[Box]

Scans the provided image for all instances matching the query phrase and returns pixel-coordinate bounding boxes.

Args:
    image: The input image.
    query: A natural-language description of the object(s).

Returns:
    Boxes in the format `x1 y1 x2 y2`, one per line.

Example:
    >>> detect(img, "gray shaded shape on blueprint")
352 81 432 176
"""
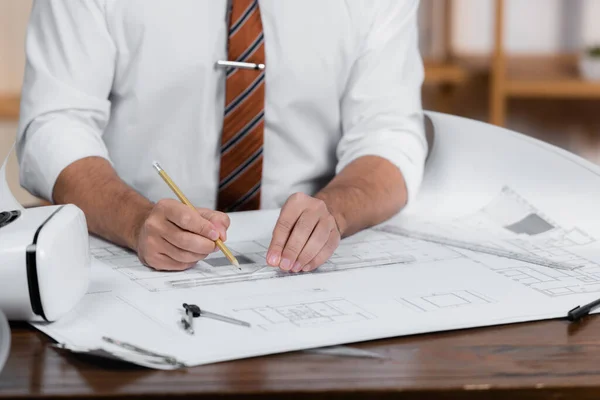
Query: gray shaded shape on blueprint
205 255 254 267
504 213 555 236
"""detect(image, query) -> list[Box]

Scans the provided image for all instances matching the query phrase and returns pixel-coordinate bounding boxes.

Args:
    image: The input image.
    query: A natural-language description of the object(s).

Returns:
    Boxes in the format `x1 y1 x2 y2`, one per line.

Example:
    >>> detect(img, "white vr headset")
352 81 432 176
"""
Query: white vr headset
0 205 90 322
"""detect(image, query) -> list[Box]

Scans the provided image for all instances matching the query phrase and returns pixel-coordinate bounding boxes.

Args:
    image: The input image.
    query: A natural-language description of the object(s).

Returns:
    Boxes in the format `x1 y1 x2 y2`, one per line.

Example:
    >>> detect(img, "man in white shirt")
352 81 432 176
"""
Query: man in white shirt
17 0 427 273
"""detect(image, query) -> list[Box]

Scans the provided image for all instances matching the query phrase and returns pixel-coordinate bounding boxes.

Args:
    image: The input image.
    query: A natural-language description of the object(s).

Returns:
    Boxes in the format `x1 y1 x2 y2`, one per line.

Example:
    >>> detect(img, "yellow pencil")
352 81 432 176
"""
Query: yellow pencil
152 161 240 270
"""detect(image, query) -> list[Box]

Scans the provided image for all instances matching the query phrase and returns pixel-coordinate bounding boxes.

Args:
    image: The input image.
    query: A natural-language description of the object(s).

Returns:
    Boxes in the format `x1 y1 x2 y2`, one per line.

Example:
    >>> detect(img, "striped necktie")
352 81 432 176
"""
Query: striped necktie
217 0 265 212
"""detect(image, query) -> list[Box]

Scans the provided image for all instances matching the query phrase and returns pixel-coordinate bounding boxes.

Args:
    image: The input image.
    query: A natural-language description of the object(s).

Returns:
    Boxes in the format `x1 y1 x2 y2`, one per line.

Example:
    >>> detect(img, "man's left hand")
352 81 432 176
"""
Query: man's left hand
266 193 342 273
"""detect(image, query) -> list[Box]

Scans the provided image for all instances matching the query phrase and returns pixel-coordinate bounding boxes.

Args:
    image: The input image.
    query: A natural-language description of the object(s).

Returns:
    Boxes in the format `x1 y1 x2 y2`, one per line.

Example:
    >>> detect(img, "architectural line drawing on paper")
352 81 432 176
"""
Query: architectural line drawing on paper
479 263 600 298
381 186 599 272
383 186 600 296
397 290 495 313
90 230 463 292
461 187 597 268
232 298 375 331
470 187 600 297
383 226 582 271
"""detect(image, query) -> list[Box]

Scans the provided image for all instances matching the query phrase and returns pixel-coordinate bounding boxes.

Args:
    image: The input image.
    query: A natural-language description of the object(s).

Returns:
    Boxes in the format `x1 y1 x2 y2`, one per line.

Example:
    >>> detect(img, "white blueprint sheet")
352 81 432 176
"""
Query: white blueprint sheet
7 112 600 368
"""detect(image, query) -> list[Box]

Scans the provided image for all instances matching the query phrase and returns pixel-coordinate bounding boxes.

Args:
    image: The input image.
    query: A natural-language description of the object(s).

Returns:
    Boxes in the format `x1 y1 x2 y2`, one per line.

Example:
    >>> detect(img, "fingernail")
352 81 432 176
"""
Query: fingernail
280 258 291 271
302 265 312 272
208 230 219 241
292 262 302 272
267 252 279 266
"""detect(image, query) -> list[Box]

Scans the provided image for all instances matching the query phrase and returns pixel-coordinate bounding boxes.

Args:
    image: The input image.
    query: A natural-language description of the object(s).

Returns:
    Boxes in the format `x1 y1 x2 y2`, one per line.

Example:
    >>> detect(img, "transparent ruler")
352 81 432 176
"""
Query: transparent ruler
380 226 580 271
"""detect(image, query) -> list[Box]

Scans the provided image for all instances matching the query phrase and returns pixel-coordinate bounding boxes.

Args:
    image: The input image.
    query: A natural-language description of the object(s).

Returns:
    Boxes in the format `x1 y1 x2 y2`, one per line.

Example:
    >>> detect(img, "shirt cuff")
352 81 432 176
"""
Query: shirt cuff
19 115 110 202
335 131 426 207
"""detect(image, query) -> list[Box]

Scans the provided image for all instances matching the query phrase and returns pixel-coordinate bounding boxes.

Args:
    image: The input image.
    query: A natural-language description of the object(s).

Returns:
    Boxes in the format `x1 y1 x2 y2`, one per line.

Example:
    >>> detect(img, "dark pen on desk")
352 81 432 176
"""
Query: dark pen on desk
567 297 600 321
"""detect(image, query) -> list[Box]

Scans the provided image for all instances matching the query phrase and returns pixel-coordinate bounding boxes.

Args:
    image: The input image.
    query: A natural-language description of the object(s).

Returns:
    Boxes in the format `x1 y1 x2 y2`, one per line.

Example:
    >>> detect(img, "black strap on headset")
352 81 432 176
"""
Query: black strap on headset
26 206 64 322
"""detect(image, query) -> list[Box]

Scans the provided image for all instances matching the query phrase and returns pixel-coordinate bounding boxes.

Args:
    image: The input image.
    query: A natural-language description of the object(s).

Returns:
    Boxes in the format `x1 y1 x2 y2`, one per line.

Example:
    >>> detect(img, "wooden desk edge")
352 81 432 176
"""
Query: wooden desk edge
5 320 600 399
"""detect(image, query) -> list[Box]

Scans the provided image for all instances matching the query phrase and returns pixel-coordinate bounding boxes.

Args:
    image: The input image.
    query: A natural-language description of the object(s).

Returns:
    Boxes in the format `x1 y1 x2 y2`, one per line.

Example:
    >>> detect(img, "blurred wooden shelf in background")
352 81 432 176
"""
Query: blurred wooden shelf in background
505 54 600 99
490 0 600 126
424 60 468 85
419 0 470 114
0 94 19 119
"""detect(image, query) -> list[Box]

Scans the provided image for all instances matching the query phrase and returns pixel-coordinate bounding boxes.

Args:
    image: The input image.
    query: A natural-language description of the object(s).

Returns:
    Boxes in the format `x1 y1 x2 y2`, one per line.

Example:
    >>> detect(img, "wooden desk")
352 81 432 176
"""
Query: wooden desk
2 317 600 399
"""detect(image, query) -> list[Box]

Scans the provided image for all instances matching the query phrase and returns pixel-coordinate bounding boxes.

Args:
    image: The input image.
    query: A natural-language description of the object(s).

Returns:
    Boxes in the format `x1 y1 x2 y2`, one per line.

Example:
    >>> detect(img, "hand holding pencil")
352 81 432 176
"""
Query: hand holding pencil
132 163 237 271
152 162 239 269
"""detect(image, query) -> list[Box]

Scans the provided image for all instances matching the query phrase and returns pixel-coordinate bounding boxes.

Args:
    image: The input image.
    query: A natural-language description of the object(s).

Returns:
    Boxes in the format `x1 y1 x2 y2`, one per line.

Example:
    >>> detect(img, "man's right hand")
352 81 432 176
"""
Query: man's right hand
135 199 230 271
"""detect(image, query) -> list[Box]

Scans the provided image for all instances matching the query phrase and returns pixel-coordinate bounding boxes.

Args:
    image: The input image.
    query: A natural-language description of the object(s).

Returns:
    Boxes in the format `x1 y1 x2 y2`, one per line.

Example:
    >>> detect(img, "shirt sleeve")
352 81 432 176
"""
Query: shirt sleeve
16 0 115 202
338 0 427 205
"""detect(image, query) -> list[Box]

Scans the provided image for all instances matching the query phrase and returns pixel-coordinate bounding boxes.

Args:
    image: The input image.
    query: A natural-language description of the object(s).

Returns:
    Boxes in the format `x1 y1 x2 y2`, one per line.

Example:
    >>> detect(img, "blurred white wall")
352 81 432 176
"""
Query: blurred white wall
453 0 600 55
582 0 600 47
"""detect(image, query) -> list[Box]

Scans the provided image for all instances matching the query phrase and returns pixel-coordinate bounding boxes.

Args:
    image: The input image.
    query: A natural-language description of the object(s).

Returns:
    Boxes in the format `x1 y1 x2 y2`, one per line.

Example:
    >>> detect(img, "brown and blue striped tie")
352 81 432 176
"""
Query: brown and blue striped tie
217 0 265 212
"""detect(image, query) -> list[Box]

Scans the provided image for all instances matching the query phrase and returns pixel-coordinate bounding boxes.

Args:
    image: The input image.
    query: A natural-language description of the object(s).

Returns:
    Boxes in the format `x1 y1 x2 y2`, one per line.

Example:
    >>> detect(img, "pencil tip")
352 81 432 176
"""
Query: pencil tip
152 161 162 172
232 259 241 270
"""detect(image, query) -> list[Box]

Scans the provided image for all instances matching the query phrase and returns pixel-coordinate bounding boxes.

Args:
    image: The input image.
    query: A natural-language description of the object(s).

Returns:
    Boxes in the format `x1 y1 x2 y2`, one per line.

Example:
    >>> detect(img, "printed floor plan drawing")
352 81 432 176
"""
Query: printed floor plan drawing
476 260 600 297
398 290 495 313
232 299 375 331
472 187 596 265
384 187 599 271
459 187 597 267
380 187 600 297
90 229 463 292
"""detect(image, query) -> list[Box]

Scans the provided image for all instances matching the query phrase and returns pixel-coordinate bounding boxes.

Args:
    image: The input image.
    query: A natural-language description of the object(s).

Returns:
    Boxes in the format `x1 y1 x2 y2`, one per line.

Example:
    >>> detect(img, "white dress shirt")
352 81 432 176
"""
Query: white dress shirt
17 0 427 210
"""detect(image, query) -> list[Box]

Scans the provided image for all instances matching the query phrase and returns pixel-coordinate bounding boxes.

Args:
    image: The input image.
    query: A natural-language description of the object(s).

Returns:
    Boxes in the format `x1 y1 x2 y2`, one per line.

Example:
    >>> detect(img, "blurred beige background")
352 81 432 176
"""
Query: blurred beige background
0 0 35 206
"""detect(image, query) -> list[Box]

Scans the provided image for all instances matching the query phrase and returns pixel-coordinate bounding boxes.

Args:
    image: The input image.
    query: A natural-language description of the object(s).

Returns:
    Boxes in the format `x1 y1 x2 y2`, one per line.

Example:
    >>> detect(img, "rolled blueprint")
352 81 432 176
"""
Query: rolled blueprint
0 143 24 212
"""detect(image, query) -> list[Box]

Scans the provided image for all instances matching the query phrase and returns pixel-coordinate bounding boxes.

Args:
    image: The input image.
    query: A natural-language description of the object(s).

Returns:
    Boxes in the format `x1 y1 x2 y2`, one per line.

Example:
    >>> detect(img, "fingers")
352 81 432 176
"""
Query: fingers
267 195 305 267
146 253 197 272
139 221 212 270
137 199 231 271
160 220 216 254
290 217 336 272
198 209 231 241
279 210 320 271
158 199 219 241
157 229 211 263
302 229 340 272
267 193 341 273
